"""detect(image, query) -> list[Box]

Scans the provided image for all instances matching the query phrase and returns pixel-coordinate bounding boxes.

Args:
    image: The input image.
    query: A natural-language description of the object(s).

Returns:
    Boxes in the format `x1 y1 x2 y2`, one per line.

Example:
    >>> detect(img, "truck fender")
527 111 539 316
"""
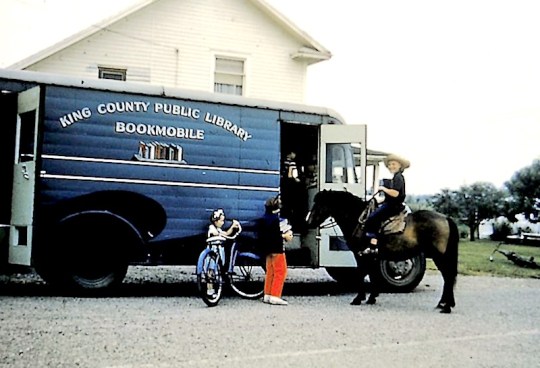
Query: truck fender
58 210 145 246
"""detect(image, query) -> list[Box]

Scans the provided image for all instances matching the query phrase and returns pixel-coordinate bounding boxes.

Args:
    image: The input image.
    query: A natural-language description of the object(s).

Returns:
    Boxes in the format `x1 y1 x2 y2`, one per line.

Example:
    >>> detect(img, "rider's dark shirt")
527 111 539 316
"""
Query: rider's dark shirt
385 171 406 207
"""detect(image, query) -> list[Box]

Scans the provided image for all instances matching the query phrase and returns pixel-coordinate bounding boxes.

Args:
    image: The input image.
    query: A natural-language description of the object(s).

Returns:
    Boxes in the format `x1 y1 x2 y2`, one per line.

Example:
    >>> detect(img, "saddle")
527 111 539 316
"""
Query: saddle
353 200 411 241
380 205 411 235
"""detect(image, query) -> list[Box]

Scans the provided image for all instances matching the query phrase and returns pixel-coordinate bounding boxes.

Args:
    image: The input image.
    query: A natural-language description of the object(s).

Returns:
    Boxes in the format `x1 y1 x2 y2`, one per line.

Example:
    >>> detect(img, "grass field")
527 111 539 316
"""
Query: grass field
426 239 540 279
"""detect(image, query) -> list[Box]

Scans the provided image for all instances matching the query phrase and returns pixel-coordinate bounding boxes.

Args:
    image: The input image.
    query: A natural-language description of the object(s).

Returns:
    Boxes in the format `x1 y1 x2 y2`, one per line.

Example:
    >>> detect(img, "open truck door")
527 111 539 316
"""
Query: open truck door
9 87 40 266
317 124 366 267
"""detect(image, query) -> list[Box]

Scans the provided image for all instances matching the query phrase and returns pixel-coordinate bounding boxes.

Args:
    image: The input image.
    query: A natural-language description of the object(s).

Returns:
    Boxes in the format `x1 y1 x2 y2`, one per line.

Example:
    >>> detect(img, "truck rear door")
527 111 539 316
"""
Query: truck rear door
318 123 366 267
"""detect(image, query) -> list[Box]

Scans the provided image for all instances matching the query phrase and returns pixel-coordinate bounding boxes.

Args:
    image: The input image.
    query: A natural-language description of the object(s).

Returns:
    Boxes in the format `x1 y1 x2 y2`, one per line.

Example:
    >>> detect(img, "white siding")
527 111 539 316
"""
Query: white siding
26 0 311 103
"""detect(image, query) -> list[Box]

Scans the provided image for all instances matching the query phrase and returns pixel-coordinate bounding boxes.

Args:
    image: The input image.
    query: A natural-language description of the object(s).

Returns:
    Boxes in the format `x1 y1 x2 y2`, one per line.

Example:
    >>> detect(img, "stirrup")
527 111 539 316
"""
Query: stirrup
358 247 378 256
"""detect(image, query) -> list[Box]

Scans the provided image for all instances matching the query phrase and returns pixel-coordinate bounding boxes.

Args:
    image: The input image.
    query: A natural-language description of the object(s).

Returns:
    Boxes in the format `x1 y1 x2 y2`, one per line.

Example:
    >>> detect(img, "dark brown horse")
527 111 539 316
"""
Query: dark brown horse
306 190 459 313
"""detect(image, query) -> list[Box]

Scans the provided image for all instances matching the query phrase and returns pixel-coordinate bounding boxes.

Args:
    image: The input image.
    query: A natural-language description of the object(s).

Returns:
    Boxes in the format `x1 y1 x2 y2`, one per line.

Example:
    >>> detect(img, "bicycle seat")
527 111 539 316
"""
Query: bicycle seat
206 235 227 246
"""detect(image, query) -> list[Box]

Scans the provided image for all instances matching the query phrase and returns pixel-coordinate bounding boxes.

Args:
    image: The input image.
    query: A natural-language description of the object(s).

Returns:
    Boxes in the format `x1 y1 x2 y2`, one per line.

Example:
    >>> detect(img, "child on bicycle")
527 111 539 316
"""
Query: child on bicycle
208 208 240 239
206 209 240 296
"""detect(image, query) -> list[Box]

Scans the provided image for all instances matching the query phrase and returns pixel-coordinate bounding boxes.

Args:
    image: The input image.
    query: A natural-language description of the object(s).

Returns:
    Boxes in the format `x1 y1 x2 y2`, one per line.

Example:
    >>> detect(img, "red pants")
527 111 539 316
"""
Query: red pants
264 253 288 297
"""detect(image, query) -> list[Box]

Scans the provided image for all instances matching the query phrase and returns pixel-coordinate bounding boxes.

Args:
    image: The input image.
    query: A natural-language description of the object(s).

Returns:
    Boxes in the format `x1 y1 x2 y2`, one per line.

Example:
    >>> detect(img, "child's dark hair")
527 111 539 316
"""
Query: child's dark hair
265 195 281 212
210 208 225 222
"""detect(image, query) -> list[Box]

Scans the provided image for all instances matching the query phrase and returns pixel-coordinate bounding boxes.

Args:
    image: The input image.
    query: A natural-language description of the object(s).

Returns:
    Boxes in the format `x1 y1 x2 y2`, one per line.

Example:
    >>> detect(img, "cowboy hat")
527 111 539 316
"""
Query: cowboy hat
384 153 410 169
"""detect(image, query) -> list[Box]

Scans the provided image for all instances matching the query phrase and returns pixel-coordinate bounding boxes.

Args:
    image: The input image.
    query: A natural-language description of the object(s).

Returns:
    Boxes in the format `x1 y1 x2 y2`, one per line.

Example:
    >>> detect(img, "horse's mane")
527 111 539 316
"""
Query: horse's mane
317 190 364 204
315 190 366 216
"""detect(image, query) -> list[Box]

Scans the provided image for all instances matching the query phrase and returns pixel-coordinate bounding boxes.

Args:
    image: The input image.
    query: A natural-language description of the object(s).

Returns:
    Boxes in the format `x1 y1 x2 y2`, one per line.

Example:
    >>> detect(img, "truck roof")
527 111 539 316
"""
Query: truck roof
0 68 346 124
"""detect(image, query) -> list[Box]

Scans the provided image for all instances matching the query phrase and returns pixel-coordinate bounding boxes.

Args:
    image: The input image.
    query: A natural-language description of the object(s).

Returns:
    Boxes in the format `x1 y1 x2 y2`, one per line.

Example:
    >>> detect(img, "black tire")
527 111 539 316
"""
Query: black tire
325 253 426 293
373 253 426 293
197 252 224 307
35 213 132 290
229 253 265 299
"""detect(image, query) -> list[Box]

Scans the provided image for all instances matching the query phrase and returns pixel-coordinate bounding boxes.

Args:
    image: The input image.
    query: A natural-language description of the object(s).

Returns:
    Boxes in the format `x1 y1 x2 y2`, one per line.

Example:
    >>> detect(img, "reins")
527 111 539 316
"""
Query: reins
306 209 344 241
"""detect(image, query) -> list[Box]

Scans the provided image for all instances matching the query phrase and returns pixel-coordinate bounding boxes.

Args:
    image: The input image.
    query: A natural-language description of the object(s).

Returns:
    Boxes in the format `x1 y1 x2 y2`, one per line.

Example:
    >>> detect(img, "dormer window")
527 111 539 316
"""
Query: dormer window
98 67 127 81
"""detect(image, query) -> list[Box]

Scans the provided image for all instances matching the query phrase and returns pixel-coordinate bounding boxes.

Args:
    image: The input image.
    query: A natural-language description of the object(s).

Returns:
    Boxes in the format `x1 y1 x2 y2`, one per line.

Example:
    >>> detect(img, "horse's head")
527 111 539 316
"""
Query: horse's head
306 190 333 228
306 190 365 228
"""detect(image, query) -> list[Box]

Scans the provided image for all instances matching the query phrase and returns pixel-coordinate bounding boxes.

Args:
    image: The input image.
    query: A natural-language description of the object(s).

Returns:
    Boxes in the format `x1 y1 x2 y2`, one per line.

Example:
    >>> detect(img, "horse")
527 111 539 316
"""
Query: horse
306 190 459 313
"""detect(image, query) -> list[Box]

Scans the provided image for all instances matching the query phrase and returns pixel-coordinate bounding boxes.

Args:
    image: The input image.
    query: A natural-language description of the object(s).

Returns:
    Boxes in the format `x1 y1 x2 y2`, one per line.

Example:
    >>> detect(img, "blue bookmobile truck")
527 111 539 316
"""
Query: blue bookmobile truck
0 69 425 292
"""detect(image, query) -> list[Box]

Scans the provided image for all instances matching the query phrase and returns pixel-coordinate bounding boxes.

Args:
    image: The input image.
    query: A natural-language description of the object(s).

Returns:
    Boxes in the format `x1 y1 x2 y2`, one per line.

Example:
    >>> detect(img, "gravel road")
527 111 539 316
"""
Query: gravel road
1 267 539 368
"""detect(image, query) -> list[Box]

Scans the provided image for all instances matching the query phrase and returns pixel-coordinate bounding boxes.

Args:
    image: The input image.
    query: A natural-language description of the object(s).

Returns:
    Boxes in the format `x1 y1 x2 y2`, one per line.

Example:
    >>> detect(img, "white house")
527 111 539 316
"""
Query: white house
479 215 540 239
9 0 331 104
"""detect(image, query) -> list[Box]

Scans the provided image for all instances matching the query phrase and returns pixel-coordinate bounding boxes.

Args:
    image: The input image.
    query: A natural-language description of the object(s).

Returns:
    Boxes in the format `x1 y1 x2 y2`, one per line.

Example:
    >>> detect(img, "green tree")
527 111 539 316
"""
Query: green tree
432 183 504 241
504 159 540 223
406 194 434 212
431 189 461 218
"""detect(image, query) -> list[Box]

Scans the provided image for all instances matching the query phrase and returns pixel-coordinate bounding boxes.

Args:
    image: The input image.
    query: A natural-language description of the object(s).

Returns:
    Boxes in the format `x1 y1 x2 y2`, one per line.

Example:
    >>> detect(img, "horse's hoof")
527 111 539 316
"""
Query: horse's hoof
350 297 363 305
439 306 452 314
436 303 452 314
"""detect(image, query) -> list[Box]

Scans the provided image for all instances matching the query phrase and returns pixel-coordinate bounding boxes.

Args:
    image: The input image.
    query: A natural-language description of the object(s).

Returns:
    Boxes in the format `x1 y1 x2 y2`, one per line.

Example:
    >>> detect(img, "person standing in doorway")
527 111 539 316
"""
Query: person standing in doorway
280 151 307 233
259 195 293 305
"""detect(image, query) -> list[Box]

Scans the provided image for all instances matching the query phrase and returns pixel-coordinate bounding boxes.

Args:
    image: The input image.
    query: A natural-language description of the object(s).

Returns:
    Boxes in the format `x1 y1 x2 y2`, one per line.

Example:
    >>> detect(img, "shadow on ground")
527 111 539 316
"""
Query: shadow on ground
0 266 360 298
0 279 359 298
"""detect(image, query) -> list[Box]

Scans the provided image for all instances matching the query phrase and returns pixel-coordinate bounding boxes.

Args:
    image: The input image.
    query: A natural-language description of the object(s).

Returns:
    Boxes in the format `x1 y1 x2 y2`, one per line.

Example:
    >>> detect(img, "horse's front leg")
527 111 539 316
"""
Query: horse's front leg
350 253 367 305
365 254 379 305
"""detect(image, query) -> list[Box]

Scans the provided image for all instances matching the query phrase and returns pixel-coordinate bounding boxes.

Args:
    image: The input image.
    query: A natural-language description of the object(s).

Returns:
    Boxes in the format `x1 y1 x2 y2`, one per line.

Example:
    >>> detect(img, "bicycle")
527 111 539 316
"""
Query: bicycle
489 242 540 269
196 222 266 307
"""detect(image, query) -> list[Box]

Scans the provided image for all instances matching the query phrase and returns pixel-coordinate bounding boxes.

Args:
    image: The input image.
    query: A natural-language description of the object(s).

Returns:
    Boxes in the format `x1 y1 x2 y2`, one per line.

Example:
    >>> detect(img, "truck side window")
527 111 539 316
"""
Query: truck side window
17 111 36 163
325 144 358 184
326 144 344 183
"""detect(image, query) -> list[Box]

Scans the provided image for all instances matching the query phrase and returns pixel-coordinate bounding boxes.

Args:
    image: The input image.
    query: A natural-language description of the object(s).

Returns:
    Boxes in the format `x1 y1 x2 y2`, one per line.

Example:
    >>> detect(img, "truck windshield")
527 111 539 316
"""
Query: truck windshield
325 143 358 184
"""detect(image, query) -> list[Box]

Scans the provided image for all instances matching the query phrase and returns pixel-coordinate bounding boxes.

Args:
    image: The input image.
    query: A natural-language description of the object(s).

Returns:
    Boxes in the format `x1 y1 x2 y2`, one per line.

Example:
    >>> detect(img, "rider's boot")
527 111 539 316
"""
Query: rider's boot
357 234 378 256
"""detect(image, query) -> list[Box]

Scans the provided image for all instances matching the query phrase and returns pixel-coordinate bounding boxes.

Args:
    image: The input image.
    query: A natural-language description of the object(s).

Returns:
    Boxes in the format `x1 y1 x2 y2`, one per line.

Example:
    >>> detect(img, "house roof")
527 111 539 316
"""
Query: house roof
252 0 331 62
9 0 331 70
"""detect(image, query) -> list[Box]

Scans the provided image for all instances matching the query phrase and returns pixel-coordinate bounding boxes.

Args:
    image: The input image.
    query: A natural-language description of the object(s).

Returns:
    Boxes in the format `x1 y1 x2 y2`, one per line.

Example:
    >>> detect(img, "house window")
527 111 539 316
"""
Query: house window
98 67 127 81
214 57 244 95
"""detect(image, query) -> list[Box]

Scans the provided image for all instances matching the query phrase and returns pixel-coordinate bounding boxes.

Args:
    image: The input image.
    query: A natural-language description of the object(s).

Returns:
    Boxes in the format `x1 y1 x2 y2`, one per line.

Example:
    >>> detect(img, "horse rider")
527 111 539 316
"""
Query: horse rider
362 153 410 250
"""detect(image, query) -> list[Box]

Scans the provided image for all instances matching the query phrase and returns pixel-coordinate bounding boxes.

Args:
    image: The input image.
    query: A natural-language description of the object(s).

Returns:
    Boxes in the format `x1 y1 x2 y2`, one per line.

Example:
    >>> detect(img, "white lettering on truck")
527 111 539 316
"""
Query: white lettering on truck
59 107 92 128
115 121 204 140
154 103 200 119
57 100 252 141
97 101 150 114
203 112 252 141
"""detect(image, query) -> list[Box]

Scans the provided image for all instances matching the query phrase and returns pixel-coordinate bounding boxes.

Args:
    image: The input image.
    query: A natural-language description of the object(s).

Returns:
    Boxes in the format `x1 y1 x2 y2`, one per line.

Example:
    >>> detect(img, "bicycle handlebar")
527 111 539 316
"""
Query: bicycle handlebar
206 220 242 244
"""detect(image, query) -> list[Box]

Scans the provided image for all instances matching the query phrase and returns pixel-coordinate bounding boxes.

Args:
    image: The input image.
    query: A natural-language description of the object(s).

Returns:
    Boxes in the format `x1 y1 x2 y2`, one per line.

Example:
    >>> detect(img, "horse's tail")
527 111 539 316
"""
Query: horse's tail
446 216 460 286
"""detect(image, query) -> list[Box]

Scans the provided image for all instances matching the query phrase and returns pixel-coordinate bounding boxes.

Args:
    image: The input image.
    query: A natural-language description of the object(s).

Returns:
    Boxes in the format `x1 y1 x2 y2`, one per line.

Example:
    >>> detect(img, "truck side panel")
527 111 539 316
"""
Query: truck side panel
38 86 281 243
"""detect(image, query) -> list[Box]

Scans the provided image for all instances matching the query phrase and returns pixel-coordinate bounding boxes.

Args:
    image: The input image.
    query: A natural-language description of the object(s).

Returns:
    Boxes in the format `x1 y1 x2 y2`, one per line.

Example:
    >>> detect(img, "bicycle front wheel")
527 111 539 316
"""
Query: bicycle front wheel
229 252 265 299
197 252 224 307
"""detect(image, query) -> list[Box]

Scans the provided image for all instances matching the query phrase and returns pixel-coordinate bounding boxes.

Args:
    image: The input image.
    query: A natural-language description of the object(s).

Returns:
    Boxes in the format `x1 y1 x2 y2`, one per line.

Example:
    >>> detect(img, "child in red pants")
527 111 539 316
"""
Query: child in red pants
259 195 293 305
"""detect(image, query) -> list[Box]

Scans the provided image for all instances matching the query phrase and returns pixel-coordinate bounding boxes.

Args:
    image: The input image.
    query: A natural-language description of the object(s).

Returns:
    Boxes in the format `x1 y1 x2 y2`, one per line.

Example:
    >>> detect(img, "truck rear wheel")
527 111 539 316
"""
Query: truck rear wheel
373 253 426 293
325 253 426 293
36 212 134 290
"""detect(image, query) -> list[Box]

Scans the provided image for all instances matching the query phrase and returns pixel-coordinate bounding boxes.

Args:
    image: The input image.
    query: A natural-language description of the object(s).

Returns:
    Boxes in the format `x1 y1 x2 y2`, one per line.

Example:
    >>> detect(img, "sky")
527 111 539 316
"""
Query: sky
1 0 540 195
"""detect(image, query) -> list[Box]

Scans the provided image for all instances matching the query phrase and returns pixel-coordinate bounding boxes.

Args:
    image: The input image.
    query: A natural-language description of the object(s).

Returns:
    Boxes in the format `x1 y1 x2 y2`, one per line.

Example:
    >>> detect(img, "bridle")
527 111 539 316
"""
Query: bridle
319 216 338 230
306 206 339 230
